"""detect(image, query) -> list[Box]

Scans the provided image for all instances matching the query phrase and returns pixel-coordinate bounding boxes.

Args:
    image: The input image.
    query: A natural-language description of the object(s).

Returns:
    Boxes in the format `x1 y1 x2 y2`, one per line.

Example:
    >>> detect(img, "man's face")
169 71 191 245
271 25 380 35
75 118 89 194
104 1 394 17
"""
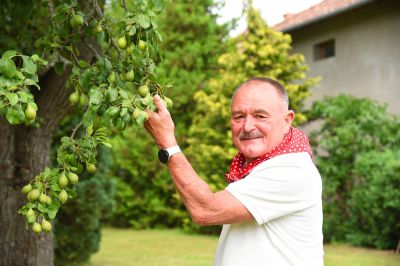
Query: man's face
230 82 294 163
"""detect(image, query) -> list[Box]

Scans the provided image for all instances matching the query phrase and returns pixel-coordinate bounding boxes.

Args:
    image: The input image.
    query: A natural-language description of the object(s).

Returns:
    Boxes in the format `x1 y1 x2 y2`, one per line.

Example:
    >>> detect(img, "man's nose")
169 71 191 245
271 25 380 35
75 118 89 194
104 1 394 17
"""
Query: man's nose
243 116 256 132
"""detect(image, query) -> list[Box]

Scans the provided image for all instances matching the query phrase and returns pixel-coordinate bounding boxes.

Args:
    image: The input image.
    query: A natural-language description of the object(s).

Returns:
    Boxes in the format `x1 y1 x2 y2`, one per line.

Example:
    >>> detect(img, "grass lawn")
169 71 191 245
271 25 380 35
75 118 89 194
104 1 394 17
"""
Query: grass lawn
84 228 400 266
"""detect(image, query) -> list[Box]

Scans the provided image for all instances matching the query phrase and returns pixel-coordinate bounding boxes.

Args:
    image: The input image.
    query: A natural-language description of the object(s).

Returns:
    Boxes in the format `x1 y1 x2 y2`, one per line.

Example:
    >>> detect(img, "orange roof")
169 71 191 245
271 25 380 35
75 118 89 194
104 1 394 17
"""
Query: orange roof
273 0 375 32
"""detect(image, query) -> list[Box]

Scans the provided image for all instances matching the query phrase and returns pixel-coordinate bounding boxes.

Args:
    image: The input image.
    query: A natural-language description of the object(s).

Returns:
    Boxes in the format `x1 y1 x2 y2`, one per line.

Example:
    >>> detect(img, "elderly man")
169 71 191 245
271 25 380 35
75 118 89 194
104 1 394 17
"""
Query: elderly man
145 77 324 266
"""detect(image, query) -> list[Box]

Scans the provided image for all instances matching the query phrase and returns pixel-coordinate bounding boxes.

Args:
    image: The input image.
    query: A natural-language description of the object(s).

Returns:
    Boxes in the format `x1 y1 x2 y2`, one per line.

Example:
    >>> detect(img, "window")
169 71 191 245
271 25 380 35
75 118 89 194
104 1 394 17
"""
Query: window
314 39 335 61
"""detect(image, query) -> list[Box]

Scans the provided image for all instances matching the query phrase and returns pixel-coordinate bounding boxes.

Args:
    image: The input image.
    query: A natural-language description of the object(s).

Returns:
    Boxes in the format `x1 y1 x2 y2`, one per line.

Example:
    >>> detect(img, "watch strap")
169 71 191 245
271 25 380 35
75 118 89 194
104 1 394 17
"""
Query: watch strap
165 145 181 157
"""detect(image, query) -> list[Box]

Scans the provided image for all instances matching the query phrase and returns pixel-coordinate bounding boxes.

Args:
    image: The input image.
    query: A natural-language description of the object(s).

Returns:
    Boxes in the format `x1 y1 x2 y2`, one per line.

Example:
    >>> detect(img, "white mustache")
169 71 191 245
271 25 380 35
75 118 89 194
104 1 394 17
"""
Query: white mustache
239 131 263 140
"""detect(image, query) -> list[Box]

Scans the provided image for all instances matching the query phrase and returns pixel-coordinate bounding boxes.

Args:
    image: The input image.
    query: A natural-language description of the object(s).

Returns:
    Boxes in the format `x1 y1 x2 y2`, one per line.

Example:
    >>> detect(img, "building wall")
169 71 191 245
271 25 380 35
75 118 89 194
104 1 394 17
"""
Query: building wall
288 0 400 114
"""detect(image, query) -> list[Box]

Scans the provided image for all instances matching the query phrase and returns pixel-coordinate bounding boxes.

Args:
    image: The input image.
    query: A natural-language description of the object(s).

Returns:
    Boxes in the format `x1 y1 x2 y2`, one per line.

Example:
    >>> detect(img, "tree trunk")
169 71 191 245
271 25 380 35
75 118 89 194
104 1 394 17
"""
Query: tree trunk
0 42 98 266
0 118 54 266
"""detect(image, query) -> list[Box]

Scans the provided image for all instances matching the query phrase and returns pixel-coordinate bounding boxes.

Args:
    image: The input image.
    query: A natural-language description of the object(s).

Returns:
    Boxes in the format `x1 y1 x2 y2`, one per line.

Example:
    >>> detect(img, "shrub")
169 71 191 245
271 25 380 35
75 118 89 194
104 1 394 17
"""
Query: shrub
309 94 400 250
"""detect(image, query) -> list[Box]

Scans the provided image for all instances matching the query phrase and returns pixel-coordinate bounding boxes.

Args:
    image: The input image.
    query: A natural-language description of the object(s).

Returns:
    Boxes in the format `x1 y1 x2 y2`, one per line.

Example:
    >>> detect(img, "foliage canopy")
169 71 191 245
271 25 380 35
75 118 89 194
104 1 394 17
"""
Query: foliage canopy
309 95 400 250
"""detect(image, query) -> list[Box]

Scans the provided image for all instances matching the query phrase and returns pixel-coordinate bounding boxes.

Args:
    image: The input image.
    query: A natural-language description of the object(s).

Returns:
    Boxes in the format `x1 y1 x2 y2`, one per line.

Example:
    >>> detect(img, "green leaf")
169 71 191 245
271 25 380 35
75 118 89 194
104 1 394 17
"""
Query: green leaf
89 89 103 105
152 0 165 12
17 90 29 103
27 215 36 224
104 58 112 70
83 110 95 128
38 203 48 212
46 202 60 219
128 26 137 36
5 92 18 106
154 30 163 42
51 183 61 192
32 56 48 66
47 209 58 219
31 54 40 61
121 99 131 108
26 202 38 209
107 87 118 102
0 76 16 88
22 55 37 75
2 50 18 59
72 66 80 75
0 58 17 78
15 71 25 80
80 69 91 88
78 60 90 68
119 90 129 99
28 101 38 111
138 15 151 29
27 73 38 82
140 93 154 107
6 106 24 125
136 111 148 125
104 106 120 117
23 79 40 89
120 107 129 117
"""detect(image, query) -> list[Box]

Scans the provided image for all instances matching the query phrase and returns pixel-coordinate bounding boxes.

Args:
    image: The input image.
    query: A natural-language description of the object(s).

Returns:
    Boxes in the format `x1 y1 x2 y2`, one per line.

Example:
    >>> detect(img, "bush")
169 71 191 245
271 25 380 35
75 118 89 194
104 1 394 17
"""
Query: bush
106 128 188 229
349 149 400 249
308 94 400 250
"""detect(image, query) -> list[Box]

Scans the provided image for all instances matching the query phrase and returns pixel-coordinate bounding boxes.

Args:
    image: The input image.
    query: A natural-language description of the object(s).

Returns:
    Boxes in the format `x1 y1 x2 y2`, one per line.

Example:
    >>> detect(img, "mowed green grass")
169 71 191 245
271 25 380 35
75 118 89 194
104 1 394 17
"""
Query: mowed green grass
88 228 217 266
84 228 400 266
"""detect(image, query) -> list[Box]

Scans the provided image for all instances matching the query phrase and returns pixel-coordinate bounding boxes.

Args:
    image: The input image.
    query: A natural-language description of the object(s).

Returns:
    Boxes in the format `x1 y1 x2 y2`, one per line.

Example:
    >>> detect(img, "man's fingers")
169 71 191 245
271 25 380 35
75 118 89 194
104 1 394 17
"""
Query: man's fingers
153 95 166 113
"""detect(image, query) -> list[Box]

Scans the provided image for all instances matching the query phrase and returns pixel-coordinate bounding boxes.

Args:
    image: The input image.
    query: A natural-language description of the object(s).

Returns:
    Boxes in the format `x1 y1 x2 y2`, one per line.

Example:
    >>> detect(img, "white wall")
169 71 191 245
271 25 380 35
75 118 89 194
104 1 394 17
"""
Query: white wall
289 0 400 115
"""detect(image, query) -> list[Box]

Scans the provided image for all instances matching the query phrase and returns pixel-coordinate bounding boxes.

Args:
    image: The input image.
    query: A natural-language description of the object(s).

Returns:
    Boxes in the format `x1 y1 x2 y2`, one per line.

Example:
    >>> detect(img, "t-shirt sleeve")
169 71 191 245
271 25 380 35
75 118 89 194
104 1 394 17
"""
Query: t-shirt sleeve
225 163 314 225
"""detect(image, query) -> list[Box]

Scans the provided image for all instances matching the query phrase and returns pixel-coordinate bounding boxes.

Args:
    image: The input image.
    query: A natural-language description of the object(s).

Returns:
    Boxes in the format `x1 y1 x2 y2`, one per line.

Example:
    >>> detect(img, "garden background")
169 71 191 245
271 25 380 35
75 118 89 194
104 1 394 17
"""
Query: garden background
0 0 399 265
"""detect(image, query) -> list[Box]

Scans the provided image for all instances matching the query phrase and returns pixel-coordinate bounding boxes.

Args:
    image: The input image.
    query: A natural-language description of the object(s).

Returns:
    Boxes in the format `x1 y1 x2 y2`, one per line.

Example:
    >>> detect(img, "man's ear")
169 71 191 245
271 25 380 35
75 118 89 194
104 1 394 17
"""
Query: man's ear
284 110 295 133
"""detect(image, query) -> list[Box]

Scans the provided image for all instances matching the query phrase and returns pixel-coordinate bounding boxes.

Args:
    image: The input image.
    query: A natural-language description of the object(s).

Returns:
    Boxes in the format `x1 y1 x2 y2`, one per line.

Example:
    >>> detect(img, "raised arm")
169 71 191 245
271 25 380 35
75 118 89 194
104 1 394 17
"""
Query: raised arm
144 95 253 225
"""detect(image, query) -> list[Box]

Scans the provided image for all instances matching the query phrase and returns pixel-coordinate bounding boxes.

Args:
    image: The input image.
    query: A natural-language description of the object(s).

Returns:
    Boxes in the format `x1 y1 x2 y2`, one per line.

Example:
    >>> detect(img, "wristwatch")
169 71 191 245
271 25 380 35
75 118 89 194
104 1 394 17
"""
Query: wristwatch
158 145 181 164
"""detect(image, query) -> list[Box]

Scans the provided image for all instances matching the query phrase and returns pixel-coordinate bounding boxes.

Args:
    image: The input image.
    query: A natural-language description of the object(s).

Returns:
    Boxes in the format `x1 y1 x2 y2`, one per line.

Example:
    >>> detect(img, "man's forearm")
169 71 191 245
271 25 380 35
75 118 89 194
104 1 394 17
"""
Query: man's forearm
166 152 217 225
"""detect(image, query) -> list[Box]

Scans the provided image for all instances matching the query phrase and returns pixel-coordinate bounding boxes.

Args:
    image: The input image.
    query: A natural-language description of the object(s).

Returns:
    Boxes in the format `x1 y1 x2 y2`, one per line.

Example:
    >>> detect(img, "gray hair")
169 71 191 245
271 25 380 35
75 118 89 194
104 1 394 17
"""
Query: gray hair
232 77 289 108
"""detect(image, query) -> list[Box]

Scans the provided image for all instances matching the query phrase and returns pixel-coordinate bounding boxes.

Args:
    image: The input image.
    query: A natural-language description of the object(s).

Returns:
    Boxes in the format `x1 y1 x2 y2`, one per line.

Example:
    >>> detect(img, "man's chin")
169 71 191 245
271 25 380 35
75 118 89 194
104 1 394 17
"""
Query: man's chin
240 149 265 161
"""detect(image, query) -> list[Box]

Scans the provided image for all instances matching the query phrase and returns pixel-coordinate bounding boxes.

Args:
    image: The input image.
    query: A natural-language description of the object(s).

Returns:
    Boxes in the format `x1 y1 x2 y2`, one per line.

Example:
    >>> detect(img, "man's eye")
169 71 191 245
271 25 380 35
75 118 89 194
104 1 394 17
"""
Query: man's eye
256 115 266 119
233 115 244 120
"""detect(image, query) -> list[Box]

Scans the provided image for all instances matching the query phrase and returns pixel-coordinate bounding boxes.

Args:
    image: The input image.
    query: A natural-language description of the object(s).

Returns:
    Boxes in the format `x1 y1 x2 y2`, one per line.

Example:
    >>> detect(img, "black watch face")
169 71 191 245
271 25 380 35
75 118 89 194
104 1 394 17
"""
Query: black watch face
158 149 169 164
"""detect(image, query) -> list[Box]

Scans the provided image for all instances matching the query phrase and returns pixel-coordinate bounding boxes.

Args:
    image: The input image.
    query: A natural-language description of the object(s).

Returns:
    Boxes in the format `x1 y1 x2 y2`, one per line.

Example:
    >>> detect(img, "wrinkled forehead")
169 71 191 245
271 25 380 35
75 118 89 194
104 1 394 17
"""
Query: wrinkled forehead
231 81 285 110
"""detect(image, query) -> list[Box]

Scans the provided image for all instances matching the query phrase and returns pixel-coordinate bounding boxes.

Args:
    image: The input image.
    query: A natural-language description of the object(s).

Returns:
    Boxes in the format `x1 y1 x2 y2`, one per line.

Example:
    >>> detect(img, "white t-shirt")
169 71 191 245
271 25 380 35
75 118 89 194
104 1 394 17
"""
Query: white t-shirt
214 152 324 266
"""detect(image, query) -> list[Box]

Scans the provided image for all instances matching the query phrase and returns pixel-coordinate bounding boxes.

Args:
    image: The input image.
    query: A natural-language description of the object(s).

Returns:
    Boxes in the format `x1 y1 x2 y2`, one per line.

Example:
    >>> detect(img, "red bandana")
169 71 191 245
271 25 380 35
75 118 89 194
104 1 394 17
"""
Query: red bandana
225 127 313 183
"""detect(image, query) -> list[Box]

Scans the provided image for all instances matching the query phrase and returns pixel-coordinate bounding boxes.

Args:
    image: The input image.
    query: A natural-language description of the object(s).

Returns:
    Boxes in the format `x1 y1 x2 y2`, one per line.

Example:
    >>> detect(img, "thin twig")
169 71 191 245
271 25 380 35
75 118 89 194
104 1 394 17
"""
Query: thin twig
106 34 122 61
70 49 80 65
58 55 73 66
121 0 128 12
71 121 83 140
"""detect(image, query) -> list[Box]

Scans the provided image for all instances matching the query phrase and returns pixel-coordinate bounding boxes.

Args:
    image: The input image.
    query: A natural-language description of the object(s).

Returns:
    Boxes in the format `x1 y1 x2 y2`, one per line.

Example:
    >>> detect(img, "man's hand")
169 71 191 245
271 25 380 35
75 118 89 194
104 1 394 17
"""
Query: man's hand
144 95 178 148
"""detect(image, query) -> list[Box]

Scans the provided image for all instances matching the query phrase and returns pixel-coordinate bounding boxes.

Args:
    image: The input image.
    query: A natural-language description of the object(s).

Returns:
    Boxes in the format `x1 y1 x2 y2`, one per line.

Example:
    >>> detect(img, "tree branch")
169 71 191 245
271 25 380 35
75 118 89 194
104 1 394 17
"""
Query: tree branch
121 0 128 12
71 121 83 140
92 0 103 17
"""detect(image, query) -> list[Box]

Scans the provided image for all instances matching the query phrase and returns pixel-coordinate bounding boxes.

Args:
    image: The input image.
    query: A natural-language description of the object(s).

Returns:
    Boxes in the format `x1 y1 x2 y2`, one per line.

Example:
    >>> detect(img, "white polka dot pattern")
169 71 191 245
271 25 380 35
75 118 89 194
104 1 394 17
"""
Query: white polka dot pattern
225 127 313 183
